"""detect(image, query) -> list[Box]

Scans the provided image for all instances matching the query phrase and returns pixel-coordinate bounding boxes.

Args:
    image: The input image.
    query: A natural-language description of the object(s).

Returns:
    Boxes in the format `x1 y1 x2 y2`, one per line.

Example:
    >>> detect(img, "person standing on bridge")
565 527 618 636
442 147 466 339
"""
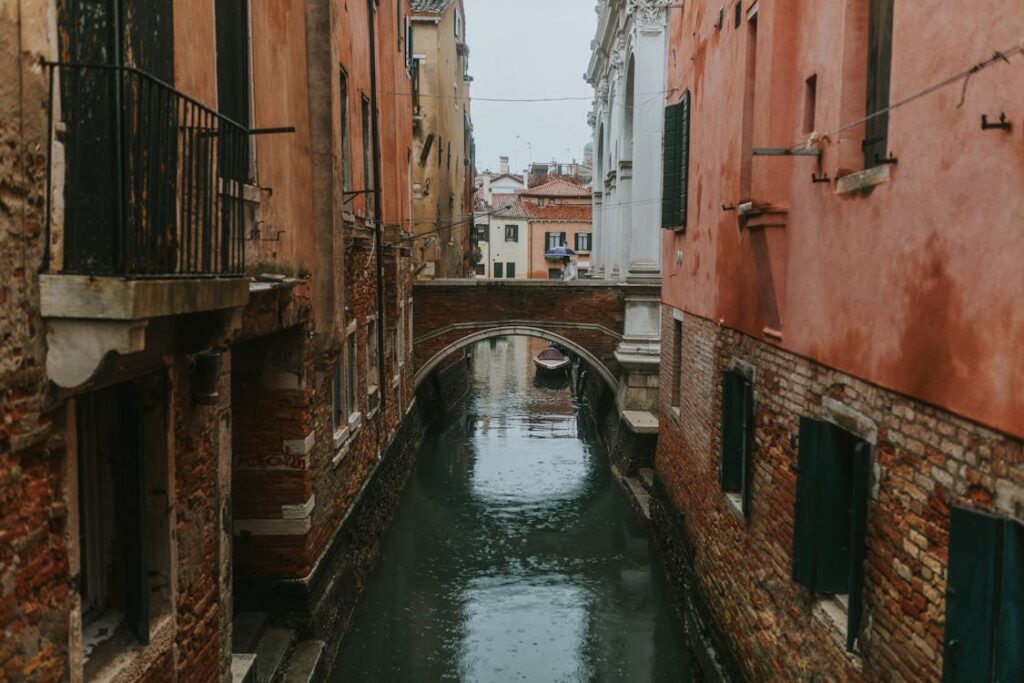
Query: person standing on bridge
562 255 578 281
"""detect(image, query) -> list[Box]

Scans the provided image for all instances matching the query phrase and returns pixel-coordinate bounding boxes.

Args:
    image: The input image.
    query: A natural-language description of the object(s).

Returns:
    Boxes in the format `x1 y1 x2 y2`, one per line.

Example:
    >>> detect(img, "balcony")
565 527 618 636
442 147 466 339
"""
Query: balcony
41 63 251 387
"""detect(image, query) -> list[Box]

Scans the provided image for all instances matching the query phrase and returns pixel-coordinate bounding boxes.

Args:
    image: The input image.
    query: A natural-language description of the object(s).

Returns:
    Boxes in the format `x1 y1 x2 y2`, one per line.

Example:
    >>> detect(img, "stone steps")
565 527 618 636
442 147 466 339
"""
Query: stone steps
233 612 270 654
254 628 297 683
281 640 326 683
231 654 258 683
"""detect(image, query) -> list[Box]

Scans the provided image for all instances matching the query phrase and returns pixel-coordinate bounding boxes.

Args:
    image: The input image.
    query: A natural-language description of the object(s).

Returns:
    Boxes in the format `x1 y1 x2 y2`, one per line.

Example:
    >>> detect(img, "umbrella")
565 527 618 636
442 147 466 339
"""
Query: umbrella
545 246 577 258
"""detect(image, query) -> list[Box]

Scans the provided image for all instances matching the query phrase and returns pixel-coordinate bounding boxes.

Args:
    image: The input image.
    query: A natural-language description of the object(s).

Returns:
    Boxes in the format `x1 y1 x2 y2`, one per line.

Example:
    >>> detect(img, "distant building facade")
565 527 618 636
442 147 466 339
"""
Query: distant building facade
411 0 476 278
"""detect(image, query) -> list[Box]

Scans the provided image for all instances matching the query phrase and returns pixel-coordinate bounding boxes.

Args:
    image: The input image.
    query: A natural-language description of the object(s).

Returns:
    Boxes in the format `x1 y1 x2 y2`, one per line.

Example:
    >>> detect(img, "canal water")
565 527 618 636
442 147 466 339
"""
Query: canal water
332 337 690 682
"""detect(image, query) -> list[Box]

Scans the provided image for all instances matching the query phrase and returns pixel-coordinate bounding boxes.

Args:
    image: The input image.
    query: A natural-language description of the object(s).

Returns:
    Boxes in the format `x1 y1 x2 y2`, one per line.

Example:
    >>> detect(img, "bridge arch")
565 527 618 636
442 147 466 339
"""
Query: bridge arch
414 326 619 392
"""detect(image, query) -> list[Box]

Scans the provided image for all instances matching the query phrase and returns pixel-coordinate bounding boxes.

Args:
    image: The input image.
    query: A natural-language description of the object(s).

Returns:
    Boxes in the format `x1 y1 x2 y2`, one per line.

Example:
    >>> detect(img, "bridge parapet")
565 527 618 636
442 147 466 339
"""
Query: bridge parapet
412 280 626 391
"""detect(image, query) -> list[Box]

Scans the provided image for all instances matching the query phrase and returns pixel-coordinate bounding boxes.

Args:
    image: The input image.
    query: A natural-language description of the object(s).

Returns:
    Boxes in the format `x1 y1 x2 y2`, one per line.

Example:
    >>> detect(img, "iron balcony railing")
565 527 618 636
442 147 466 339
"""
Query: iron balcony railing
45 62 249 278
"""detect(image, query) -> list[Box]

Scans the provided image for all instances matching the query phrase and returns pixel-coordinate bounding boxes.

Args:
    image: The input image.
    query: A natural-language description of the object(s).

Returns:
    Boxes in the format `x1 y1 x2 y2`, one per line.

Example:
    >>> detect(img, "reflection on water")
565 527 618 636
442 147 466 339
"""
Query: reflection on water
332 337 690 682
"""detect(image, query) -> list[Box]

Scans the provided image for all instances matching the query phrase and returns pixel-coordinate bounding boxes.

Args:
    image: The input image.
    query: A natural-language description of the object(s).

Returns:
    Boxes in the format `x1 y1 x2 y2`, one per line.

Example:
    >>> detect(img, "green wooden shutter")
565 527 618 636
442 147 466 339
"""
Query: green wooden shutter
793 417 825 589
680 90 691 228
740 377 754 518
494 262 503 278
719 372 744 493
864 0 894 167
942 507 1001 683
661 103 681 229
119 383 150 645
815 425 852 595
996 519 1024 681
847 440 872 651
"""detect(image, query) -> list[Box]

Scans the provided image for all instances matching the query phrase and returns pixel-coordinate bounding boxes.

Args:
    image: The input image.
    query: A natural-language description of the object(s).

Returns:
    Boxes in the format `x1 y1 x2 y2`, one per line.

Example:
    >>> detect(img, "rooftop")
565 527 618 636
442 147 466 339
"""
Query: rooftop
410 0 455 13
518 178 592 198
491 194 592 222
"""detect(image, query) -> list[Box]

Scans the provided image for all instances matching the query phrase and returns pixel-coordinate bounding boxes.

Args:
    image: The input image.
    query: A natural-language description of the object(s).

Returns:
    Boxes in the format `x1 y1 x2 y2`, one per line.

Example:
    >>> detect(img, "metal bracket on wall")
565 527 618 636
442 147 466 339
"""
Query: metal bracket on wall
981 113 1012 131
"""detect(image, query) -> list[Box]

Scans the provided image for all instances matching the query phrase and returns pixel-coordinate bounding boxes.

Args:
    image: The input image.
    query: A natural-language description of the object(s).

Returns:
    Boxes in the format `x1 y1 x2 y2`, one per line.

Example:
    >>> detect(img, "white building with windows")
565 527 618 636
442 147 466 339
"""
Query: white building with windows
586 0 670 412
487 195 530 279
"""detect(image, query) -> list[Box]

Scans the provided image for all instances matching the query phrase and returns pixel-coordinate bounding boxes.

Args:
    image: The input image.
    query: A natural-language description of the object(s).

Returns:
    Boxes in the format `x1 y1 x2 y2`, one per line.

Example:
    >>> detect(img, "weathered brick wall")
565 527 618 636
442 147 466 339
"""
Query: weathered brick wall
656 306 1024 682
172 357 233 682
412 281 625 385
0 3 70 679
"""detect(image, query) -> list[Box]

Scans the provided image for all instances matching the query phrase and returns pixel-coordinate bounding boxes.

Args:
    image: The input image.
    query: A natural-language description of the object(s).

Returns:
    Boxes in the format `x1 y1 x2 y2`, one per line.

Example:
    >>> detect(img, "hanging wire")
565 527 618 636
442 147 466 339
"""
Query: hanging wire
793 42 1024 153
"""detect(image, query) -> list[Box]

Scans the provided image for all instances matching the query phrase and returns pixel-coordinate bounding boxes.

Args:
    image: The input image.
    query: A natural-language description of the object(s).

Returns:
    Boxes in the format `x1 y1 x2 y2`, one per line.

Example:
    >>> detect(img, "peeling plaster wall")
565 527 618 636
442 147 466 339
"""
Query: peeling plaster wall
662 0 1024 438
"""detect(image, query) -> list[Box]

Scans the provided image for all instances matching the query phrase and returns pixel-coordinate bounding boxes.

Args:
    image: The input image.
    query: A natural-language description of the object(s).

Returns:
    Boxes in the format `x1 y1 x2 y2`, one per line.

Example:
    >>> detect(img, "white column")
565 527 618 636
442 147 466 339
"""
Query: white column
626 0 668 285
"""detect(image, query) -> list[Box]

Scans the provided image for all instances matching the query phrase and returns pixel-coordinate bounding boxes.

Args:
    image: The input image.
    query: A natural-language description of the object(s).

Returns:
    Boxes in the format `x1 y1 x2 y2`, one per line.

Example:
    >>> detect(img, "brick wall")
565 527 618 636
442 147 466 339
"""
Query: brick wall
656 306 1024 681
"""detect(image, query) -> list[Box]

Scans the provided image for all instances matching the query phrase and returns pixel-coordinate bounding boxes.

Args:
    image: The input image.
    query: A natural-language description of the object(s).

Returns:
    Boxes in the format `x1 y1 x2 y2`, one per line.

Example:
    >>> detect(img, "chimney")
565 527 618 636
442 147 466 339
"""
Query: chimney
499 156 509 174
483 174 492 203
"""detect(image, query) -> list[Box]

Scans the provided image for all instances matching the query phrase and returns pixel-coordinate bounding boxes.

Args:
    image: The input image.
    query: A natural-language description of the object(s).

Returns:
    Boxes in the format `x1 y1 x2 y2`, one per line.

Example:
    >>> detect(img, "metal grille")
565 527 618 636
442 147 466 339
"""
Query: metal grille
47 63 248 278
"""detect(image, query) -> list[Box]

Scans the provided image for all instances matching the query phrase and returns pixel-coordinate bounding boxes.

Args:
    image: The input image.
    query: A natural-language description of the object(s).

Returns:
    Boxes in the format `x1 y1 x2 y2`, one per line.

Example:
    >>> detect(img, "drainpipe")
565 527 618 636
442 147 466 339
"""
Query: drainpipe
367 0 387 424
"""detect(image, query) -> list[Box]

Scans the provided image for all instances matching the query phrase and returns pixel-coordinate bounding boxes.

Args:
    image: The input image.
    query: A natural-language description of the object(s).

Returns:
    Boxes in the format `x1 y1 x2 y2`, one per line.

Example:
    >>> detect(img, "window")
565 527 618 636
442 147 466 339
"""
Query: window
548 268 561 280
397 0 403 52
215 0 251 127
506 262 516 278
405 18 414 73
671 318 683 411
538 198 546 207
340 70 352 194
942 508 1023 682
474 263 485 276
739 14 758 200
454 8 462 38
493 262 503 278
804 74 818 135
792 418 871 652
361 96 376 218
720 370 754 516
346 330 358 415
864 0 894 168
504 225 518 243
332 360 344 432
396 304 406 367
447 142 451 169
76 378 170 664
546 232 567 251
367 319 380 412
215 0 252 183
575 232 591 252
661 90 691 230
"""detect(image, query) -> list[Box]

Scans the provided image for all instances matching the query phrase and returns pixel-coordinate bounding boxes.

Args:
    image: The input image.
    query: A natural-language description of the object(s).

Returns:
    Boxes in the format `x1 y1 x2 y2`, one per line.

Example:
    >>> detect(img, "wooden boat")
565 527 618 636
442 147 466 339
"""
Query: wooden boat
534 346 571 373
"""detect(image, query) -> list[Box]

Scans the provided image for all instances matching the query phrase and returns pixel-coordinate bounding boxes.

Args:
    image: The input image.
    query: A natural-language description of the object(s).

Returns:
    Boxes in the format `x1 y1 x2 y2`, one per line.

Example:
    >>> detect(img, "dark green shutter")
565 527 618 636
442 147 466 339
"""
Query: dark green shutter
996 520 1024 681
719 372 744 493
793 417 825 589
864 0 894 167
942 507 1001 683
119 383 150 645
661 103 681 229
680 90 691 228
814 425 851 595
740 377 754 518
494 262 503 278
847 440 872 651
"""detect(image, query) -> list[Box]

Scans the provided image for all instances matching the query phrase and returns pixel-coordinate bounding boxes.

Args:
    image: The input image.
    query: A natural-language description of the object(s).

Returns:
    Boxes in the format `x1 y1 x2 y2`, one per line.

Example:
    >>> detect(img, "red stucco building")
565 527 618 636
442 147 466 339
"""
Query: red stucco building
654 1 1024 681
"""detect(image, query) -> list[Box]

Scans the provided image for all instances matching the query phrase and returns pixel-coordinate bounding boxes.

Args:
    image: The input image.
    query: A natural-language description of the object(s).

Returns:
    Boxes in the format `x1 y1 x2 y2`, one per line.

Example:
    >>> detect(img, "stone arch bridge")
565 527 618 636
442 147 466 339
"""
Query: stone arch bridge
412 280 662 435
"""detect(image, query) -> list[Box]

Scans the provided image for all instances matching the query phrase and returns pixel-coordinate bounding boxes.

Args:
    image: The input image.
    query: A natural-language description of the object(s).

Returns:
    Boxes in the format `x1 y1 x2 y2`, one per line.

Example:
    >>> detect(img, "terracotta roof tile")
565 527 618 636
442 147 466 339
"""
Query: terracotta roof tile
518 178 592 198
490 194 592 222
411 0 454 13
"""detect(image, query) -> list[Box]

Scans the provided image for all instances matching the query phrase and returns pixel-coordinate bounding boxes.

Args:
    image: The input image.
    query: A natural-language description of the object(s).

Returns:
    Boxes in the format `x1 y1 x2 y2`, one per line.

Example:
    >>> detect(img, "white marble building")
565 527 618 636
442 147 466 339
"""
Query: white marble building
586 0 669 414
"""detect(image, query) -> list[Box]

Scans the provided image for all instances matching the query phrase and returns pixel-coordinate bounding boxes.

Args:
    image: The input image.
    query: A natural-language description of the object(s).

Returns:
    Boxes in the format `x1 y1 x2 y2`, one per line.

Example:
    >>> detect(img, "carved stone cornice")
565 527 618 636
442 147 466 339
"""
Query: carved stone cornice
626 0 669 29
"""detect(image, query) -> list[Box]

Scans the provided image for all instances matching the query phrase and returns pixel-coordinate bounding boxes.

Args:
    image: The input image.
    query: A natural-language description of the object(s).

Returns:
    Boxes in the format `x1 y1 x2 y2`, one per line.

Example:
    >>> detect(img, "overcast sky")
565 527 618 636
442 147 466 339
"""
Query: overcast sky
463 0 596 175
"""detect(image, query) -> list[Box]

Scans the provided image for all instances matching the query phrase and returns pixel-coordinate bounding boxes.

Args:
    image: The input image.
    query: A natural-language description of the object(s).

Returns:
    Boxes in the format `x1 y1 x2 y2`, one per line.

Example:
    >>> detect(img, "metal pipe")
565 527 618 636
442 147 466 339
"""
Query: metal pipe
368 0 387 423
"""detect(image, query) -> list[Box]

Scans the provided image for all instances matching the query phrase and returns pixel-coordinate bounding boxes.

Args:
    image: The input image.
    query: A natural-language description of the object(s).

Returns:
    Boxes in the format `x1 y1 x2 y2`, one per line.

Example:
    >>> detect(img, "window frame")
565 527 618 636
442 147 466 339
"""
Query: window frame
792 417 872 652
661 90 691 231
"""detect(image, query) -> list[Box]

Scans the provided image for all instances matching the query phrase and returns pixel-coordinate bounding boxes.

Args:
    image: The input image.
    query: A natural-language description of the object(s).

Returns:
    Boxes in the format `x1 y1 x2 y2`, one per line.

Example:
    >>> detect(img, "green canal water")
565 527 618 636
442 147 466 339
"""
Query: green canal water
332 337 691 682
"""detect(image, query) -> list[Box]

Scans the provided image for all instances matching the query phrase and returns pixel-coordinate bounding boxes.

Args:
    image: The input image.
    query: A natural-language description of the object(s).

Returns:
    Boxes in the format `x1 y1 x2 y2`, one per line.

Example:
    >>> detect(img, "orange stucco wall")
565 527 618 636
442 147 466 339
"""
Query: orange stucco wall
663 0 1024 437
528 222 593 279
